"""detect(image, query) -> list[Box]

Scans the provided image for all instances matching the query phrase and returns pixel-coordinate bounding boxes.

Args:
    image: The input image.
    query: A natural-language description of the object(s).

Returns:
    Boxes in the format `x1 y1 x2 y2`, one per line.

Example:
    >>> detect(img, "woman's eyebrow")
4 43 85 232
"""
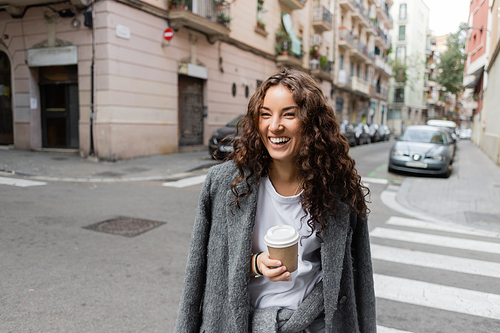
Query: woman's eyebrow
259 105 298 111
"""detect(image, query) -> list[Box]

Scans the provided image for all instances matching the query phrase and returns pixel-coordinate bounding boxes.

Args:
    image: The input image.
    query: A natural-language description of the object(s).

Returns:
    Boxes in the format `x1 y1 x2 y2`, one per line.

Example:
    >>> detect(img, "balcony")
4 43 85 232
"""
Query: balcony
351 2 371 29
313 5 333 32
310 58 333 81
376 3 393 29
351 76 371 96
351 40 374 64
371 85 388 100
279 0 306 10
374 28 391 50
276 37 303 69
375 55 392 76
1 0 89 17
167 0 231 42
337 70 352 89
339 0 356 12
338 28 356 51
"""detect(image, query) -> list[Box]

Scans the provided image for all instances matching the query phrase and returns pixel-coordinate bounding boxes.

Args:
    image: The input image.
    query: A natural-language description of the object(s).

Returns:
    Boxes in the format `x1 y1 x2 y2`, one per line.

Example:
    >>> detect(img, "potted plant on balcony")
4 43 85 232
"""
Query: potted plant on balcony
319 55 329 71
216 12 232 27
169 0 183 9
257 18 266 30
275 26 290 55
214 0 225 11
309 46 320 59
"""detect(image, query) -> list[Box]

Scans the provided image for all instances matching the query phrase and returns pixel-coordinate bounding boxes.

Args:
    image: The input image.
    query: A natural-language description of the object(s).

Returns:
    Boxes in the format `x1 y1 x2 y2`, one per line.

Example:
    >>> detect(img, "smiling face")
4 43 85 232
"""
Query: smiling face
258 85 302 166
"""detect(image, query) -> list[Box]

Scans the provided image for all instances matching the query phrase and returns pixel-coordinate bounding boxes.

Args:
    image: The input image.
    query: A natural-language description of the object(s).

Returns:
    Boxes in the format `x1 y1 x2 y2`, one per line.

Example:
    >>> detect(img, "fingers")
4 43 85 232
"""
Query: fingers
258 252 292 282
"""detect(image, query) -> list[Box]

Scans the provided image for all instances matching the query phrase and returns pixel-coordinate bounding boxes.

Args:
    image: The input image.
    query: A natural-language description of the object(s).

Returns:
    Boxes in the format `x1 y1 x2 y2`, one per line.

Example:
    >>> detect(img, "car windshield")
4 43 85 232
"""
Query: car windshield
226 115 243 127
400 128 448 144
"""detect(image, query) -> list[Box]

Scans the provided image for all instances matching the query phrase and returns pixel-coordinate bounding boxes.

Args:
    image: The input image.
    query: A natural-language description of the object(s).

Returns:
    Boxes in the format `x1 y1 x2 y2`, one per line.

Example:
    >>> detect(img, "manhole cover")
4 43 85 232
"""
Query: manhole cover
83 216 166 237
94 171 124 177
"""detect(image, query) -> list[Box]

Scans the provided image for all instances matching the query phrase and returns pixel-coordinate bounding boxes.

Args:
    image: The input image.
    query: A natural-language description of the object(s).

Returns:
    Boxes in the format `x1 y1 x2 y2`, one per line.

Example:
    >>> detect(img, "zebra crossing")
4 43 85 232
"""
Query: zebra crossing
371 216 500 332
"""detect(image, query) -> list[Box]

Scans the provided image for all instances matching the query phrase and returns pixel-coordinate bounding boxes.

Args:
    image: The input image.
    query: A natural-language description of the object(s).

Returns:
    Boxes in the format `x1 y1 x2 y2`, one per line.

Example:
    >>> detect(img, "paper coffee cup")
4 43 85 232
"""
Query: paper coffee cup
264 225 299 278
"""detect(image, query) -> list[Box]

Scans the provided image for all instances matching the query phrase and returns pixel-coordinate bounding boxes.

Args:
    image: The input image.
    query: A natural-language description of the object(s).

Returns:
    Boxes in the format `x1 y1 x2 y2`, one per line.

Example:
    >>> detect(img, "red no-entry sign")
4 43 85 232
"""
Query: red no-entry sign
163 28 174 41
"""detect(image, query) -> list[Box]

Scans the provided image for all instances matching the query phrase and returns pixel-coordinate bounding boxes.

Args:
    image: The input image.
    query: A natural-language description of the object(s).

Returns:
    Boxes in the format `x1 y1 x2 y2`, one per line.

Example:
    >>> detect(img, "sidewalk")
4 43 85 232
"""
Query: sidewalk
0 147 218 182
396 140 500 230
1 141 499 229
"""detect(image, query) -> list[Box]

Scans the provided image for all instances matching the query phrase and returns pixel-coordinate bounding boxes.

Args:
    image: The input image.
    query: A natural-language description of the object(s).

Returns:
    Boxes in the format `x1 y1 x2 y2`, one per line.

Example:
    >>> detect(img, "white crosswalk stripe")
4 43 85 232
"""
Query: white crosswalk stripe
371 244 500 278
372 216 500 330
370 227 500 254
162 175 207 188
0 176 47 187
374 274 500 320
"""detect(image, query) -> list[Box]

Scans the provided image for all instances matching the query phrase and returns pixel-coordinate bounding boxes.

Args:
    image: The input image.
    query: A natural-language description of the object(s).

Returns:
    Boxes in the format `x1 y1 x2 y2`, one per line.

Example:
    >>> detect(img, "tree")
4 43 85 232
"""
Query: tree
435 25 466 95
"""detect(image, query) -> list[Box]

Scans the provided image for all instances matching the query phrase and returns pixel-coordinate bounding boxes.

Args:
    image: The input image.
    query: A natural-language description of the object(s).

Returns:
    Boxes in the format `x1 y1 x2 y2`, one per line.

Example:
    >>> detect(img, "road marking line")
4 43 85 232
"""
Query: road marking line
0 176 47 187
386 216 500 238
162 175 206 188
374 274 500 320
371 244 500 278
370 228 500 254
362 177 389 185
377 326 412 333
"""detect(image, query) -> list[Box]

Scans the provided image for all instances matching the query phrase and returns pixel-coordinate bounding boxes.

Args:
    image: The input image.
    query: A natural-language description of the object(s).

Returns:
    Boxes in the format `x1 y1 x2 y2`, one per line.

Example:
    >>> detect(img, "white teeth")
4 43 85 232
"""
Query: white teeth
270 137 290 144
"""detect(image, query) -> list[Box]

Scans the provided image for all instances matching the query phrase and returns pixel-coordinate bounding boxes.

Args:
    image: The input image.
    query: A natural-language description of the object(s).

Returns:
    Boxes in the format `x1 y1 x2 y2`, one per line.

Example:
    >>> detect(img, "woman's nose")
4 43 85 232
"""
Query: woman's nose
269 116 282 132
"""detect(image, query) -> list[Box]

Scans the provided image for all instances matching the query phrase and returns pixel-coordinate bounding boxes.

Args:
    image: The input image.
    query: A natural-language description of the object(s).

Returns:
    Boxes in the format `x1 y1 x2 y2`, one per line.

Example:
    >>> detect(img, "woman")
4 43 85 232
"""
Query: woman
174 69 376 332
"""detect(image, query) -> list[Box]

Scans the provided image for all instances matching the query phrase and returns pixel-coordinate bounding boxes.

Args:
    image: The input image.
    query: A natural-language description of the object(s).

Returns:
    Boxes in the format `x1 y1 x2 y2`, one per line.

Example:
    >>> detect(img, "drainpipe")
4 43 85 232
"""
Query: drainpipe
89 1 95 156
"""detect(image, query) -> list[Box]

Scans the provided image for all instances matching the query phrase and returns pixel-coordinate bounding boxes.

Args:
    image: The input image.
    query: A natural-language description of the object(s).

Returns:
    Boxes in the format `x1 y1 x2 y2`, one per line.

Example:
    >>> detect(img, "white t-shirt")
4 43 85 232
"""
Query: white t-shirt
249 177 323 310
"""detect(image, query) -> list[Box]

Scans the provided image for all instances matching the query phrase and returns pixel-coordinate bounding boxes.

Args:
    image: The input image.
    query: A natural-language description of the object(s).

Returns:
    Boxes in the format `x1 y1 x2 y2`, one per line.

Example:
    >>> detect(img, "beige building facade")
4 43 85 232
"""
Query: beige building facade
0 0 337 160
333 0 393 125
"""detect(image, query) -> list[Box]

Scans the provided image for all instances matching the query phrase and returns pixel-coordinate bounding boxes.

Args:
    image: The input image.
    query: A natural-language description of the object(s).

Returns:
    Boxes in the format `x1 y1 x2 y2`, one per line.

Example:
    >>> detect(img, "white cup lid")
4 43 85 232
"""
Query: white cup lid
264 225 299 248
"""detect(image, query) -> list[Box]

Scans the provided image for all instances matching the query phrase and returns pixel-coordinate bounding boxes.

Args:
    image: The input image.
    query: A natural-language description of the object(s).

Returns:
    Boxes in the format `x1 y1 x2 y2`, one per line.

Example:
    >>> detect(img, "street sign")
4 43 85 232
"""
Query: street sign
163 28 174 41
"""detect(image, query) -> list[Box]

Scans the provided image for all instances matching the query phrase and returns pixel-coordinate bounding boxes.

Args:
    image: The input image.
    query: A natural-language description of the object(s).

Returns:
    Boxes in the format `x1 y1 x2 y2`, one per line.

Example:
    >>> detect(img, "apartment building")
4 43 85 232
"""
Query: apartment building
0 0 335 160
333 0 393 125
463 0 491 149
477 0 500 165
387 0 429 135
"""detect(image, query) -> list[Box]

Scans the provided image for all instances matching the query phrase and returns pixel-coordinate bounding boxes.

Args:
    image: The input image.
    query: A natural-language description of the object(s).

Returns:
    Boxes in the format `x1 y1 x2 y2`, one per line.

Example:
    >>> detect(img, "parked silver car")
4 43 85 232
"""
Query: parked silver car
388 125 454 178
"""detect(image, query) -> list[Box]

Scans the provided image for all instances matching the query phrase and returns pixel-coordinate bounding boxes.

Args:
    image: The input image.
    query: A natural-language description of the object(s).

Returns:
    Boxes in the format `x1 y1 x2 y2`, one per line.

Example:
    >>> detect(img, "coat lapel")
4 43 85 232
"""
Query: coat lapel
320 201 351 329
225 175 259 330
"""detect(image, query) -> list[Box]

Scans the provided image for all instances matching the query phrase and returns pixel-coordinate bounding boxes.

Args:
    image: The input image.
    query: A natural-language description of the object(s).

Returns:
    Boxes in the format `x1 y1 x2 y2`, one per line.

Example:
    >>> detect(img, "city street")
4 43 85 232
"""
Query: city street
1 140 500 332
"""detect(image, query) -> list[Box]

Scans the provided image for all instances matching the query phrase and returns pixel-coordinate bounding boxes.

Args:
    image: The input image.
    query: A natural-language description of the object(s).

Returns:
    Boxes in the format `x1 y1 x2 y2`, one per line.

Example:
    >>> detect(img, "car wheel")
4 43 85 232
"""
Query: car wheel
441 164 452 178
388 165 395 173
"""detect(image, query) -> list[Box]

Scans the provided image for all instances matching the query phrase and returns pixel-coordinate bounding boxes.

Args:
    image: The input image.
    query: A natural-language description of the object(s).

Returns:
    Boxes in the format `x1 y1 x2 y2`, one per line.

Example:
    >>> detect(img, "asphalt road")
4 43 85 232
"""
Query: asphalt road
1 140 499 332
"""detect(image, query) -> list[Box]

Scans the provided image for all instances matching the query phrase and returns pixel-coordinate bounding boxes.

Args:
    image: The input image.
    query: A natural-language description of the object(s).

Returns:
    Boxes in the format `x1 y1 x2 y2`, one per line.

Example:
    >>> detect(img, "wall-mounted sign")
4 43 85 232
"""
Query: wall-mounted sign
116 25 131 40
163 28 174 41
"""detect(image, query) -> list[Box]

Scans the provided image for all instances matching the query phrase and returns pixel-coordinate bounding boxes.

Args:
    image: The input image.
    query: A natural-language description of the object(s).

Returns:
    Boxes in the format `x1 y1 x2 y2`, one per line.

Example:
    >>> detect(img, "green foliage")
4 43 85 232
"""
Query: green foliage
435 25 466 95
319 55 329 69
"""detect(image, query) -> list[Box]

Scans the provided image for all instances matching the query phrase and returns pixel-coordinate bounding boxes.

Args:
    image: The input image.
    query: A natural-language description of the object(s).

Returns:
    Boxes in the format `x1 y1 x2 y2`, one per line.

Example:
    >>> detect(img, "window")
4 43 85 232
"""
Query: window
399 4 407 20
396 46 406 60
395 88 405 103
339 54 344 70
357 64 360 78
365 68 368 81
350 61 355 76
398 25 406 41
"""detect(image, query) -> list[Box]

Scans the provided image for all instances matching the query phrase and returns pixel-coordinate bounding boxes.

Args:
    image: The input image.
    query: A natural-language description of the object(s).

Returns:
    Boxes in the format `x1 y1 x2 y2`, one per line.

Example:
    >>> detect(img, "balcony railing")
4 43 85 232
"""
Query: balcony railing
313 5 333 32
339 28 356 45
310 59 333 81
167 0 231 41
353 2 372 28
351 76 371 95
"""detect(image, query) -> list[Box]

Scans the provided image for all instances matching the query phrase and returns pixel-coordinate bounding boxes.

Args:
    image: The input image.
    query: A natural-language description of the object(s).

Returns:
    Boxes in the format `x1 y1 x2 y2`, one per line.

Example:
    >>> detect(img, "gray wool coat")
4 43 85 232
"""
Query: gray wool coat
174 161 376 333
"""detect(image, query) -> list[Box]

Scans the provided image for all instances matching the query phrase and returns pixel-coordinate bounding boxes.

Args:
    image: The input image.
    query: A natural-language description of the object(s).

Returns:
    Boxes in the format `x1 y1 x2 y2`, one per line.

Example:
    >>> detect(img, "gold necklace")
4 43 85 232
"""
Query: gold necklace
293 181 302 196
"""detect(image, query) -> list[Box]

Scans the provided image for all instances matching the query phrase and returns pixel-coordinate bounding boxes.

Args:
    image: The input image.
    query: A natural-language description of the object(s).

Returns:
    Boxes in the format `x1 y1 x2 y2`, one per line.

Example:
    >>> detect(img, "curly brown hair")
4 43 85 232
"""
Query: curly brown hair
229 68 369 238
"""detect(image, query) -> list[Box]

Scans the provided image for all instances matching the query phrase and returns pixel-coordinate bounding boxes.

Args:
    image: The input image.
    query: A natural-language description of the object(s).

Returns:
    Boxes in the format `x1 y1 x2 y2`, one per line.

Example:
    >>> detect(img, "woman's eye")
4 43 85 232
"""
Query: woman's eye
260 112 271 117
284 112 296 117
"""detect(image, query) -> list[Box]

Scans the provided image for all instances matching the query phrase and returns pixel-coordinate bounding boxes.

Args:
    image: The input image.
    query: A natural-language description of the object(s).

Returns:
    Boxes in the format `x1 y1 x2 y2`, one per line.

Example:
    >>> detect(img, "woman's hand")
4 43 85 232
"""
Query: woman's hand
257 251 292 282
